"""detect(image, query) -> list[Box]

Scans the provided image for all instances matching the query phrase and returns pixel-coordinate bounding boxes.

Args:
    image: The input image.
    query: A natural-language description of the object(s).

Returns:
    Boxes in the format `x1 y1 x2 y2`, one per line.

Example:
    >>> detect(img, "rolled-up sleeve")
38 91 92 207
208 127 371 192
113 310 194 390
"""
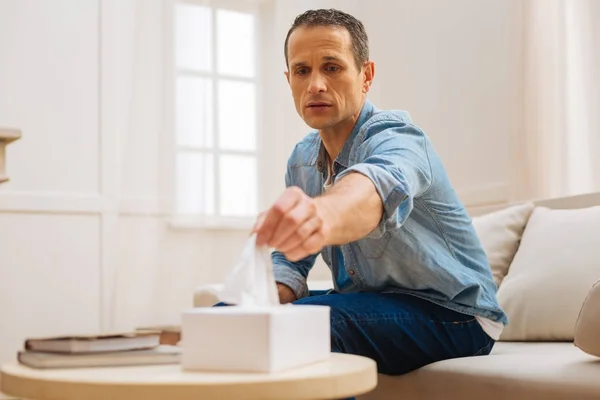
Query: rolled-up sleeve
270 165 317 300
271 251 318 300
334 121 433 238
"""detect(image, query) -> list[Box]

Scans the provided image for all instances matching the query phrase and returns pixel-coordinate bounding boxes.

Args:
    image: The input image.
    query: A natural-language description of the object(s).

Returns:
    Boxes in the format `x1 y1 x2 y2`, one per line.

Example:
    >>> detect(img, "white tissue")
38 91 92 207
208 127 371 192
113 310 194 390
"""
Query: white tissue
217 233 280 307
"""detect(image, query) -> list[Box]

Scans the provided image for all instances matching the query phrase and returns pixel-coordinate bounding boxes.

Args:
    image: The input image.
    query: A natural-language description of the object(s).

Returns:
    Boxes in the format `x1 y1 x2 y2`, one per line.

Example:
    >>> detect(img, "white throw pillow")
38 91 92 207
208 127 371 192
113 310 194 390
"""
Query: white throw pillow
472 203 534 287
498 206 600 341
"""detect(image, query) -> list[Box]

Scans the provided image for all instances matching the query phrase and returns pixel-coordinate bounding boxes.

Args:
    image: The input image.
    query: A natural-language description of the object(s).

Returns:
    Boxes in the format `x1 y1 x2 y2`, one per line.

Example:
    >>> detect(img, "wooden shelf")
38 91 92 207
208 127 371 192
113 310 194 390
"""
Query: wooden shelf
0 128 21 143
0 128 22 184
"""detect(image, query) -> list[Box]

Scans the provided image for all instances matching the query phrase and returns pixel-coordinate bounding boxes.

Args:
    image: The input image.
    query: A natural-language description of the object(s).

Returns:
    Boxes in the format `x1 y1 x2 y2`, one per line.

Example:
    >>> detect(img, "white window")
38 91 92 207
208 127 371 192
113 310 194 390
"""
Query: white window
171 0 260 227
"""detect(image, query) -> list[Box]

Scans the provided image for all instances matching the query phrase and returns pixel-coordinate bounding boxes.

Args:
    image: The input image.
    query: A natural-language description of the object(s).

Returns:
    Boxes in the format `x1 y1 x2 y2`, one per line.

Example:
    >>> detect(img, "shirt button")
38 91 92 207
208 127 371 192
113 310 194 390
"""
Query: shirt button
349 269 355 276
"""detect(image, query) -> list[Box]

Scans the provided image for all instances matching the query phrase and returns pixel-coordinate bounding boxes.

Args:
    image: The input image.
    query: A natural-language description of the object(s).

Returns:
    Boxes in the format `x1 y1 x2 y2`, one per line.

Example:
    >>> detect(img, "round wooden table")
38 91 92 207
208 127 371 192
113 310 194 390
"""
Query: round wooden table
1 353 377 400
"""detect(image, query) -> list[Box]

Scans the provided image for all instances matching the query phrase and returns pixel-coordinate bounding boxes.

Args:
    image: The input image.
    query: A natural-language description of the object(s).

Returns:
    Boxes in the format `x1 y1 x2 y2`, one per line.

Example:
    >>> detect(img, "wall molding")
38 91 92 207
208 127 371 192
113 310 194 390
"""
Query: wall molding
0 191 171 217
119 196 171 216
0 192 105 214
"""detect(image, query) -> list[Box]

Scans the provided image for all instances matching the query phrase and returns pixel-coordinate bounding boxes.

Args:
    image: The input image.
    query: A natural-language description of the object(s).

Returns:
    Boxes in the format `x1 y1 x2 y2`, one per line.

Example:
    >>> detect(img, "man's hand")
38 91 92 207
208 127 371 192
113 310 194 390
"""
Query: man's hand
254 186 332 262
277 282 297 304
254 173 382 262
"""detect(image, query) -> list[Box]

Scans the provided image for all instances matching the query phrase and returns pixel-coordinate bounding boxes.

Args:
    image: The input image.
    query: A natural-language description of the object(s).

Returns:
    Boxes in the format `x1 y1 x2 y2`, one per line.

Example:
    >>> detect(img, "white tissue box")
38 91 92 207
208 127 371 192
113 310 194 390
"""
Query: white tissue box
181 304 331 372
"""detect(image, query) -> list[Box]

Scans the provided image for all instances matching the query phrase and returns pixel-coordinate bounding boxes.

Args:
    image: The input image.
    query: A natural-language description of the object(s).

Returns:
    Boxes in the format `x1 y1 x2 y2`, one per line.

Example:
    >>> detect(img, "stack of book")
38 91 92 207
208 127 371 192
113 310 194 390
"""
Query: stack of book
136 325 181 346
17 331 181 369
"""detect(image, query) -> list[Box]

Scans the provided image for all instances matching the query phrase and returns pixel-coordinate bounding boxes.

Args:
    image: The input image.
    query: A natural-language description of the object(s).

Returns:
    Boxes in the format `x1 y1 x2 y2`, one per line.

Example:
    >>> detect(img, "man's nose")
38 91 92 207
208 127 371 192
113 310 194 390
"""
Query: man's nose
307 73 326 94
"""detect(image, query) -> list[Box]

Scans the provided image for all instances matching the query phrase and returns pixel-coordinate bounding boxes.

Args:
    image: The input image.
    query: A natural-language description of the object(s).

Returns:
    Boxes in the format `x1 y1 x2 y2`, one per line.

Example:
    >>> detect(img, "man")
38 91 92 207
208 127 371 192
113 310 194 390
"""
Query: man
253 8 507 375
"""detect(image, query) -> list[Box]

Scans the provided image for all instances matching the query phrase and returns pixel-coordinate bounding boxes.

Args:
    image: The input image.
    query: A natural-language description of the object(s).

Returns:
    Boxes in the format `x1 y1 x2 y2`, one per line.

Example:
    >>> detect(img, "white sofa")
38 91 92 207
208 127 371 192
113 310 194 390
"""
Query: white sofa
193 192 600 399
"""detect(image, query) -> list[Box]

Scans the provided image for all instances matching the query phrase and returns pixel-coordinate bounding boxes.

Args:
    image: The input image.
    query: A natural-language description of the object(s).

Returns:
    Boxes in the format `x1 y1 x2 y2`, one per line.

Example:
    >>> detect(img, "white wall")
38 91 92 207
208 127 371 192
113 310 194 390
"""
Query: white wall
0 0 102 367
264 0 524 206
0 0 526 368
364 0 524 204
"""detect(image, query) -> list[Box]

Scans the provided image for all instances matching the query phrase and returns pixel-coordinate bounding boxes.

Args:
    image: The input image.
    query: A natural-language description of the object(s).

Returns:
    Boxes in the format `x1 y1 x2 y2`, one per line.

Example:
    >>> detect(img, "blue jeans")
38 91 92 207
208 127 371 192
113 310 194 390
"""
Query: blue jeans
215 290 494 398
295 290 494 375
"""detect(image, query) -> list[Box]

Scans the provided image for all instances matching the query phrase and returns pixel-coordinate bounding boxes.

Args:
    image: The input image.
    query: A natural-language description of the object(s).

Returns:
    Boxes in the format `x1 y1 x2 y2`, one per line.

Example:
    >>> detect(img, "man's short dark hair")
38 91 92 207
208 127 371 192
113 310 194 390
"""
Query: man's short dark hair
284 9 369 70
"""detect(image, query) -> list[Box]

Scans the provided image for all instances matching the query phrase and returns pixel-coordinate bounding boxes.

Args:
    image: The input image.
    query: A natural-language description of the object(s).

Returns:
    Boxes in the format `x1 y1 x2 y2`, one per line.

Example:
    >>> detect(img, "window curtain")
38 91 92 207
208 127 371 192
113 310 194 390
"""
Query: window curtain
104 0 179 332
105 0 249 333
520 0 600 200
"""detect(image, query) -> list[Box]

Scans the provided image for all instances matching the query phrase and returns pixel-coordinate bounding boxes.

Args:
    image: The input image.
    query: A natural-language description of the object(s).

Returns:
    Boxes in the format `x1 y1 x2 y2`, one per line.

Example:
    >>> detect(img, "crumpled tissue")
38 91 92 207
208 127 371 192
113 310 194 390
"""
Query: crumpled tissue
217 233 280 307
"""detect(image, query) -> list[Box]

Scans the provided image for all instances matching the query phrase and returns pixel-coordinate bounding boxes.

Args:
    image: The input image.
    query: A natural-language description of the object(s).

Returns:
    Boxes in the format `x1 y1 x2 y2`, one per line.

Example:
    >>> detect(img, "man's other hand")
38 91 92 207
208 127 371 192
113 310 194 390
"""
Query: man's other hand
254 186 331 262
277 283 297 304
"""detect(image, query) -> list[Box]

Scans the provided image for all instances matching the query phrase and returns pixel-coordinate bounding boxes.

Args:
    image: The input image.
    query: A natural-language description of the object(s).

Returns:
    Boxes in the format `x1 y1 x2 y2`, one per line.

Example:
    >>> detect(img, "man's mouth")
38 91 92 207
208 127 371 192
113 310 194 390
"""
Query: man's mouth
306 102 332 109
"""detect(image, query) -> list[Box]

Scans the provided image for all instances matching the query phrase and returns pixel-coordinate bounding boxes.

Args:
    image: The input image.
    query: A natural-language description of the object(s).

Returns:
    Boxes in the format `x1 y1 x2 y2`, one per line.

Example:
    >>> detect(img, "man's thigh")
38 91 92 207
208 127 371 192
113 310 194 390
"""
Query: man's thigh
293 292 494 375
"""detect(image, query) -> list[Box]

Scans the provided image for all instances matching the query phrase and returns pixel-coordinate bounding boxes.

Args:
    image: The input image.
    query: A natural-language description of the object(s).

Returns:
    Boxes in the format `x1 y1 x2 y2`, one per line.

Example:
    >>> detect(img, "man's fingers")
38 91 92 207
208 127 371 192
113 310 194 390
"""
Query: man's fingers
276 214 322 253
256 187 303 246
302 231 326 254
269 196 314 249
284 229 327 262
252 212 266 233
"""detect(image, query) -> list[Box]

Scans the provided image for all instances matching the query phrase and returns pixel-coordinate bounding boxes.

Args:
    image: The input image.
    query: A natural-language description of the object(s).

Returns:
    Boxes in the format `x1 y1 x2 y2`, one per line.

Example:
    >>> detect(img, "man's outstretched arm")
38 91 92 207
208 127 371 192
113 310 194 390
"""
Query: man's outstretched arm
255 123 432 263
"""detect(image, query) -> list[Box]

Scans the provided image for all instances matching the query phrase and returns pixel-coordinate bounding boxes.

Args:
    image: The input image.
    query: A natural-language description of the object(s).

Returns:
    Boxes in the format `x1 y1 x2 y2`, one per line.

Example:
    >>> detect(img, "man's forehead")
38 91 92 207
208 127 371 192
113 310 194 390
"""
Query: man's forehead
288 26 351 49
287 26 353 64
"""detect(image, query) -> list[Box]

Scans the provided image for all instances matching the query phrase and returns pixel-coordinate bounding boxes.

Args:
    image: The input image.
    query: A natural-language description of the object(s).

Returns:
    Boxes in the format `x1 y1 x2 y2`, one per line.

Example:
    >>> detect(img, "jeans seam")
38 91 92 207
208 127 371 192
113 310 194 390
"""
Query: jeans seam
473 338 493 356
332 316 478 326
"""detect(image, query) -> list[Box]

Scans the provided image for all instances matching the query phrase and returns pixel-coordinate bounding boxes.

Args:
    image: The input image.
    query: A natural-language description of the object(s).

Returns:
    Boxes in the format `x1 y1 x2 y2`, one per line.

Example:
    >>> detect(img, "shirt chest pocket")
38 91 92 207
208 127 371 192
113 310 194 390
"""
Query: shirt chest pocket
357 231 393 259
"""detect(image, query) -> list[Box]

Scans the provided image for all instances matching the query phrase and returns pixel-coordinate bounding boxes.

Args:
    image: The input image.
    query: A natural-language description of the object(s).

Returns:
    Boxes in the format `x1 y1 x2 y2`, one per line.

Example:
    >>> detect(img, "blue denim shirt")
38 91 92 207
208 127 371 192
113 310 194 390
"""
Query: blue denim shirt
272 100 507 324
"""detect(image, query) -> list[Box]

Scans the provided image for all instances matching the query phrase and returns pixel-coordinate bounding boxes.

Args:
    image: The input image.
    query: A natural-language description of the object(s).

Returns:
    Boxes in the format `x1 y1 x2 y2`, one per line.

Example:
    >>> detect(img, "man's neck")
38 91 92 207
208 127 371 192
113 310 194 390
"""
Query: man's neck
319 110 362 164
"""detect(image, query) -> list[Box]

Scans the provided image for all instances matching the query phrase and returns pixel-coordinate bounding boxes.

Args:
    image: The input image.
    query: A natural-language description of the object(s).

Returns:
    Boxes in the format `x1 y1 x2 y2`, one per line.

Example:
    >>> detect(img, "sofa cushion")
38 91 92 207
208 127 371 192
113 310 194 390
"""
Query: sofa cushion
358 342 600 400
497 206 600 341
471 202 534 286
575 280 600 357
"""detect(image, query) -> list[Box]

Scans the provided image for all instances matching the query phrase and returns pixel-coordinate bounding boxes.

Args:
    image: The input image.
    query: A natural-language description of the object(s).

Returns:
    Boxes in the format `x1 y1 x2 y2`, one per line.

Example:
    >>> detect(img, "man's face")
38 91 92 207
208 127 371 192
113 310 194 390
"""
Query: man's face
285 26 374 131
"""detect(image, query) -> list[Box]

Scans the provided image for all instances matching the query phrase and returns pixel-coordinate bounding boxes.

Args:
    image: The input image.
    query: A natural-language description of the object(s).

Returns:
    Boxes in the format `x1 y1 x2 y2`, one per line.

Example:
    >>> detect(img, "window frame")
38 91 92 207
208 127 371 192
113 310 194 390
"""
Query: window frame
166 0 263 230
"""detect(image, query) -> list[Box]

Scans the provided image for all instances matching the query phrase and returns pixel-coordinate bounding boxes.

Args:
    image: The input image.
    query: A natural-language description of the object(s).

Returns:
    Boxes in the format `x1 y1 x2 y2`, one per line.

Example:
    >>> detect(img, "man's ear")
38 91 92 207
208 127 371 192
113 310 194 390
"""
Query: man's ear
362 61 375 93
284 70 290 84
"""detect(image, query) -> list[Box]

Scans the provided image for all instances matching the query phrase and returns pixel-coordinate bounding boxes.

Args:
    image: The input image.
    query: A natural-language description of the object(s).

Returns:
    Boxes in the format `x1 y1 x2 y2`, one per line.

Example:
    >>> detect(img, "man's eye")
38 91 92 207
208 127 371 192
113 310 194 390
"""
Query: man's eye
296 68 308 75
326 66 339 72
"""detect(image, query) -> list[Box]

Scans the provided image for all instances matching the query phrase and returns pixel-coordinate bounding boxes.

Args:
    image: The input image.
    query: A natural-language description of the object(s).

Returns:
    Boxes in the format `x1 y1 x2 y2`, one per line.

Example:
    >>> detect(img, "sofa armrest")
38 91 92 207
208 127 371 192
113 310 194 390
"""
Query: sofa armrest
193 284 223 308
574 280 600 357
192 280 334 308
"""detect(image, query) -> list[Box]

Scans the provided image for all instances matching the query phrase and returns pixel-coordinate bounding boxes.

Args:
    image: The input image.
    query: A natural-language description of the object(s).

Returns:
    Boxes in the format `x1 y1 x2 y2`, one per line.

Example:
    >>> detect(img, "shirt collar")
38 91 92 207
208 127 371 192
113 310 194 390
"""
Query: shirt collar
316 99 375 172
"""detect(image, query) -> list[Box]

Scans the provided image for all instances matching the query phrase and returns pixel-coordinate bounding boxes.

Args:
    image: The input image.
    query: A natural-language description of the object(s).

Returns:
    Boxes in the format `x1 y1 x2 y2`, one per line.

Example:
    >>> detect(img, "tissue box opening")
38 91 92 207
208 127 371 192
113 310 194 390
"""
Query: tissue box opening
181 305 331 372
